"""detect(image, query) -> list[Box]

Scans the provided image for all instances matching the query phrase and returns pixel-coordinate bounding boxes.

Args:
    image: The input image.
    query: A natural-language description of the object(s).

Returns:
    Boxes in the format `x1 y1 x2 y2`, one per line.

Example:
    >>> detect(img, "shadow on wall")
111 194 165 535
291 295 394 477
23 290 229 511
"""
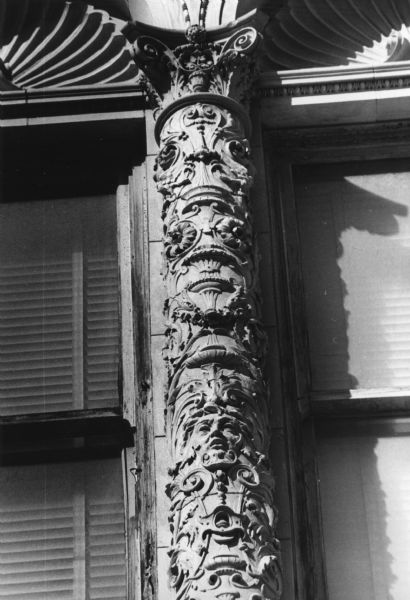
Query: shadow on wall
316 421 400 600
294 158 410 600
294 159 410 394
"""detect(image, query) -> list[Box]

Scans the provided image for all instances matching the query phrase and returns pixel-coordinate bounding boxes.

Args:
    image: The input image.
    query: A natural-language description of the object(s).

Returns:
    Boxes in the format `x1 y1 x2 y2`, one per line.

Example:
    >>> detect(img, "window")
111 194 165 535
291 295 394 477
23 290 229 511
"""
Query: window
0 459 126 600
0 197 119 414
273 155 410 600
316 420 410 600
0 189 133 598
295 159 410 396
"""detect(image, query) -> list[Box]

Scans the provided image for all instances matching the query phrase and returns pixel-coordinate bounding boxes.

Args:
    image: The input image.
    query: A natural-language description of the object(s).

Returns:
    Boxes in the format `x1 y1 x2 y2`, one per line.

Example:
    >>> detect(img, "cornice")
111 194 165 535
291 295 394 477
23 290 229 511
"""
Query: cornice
264 120 410 166
0 85 145 126
270 120 410 147
258 61 410 98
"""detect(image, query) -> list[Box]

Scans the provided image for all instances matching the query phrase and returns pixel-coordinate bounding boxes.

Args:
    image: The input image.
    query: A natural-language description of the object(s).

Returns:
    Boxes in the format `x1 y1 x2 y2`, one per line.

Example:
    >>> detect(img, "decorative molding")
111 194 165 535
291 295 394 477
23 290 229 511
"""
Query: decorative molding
312 396 410 418
125 17 262 114
258 61 410 98
268 120 410 153
157 99 282 600
0 1 140 90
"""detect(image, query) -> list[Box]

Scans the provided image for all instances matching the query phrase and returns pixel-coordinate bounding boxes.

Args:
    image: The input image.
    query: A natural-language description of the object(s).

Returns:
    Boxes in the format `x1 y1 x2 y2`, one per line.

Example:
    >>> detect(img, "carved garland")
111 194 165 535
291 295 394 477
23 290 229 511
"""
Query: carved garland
128 21 282 600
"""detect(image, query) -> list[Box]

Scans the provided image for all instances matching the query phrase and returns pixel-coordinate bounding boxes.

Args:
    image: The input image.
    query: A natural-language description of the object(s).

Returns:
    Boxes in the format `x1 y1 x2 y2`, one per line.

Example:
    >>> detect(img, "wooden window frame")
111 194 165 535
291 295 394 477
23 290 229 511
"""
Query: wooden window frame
0 188 134 462
0 115 149 600
265 121 410 600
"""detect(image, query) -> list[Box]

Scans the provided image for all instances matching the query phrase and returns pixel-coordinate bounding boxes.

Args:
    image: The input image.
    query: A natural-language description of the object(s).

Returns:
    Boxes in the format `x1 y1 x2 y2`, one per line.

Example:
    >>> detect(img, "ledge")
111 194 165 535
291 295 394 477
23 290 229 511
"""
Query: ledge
0 85 146 127
258 61 410 129
259 61 410 94
0 408 135 465
0 85 147 193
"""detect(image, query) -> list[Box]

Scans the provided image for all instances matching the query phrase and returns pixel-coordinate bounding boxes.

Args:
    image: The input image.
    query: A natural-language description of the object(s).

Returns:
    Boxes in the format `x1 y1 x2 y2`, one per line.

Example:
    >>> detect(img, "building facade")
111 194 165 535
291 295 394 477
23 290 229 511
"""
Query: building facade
0 1 410 599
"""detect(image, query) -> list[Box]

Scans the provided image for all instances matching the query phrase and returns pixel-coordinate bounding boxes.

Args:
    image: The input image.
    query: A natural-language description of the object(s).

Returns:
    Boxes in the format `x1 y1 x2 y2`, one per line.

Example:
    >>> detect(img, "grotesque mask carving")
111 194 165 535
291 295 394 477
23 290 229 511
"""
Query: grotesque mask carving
129 17 282 600
158 103 282 596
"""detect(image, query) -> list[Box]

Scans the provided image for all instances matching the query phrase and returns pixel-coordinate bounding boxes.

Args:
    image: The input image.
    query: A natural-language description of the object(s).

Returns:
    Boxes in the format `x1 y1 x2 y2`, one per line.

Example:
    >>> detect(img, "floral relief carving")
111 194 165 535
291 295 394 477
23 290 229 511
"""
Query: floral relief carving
127 25 261 110
128 14 282 600
155 99 282 600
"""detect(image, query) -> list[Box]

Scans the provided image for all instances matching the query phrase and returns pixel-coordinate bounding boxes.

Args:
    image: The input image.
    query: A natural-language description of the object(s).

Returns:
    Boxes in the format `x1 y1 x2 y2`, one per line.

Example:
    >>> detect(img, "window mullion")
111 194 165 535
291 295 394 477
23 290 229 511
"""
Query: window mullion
73 473 87 600
72 226 85 410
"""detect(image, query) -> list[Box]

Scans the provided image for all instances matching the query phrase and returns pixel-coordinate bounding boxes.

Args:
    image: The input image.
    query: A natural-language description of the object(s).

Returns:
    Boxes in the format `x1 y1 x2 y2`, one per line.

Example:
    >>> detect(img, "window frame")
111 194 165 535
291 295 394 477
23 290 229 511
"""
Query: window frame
0 191 133 463
0 114 150 600
265 122 410 600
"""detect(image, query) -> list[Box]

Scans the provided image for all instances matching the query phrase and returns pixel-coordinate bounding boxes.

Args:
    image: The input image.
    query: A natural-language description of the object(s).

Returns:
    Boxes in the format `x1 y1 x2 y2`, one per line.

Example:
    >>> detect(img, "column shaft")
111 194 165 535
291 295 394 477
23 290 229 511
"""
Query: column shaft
155 98 282 600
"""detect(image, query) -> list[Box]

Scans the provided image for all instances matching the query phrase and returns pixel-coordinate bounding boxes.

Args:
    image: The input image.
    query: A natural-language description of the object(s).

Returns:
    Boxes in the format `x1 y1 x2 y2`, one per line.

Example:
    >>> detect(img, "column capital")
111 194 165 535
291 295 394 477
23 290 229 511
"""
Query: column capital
124 11 267 135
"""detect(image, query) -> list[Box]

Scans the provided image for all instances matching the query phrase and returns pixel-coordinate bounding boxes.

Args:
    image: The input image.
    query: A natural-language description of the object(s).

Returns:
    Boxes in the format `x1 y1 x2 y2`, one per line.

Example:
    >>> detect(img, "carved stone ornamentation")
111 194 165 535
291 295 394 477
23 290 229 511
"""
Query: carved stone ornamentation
157 98 282 600
128 15 282 600
125 22 261 114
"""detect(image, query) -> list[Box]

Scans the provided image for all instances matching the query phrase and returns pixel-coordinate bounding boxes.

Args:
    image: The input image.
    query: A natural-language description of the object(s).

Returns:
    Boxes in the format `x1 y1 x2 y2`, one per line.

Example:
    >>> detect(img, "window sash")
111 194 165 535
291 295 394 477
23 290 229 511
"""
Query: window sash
0 198 120 415
0 459 127 600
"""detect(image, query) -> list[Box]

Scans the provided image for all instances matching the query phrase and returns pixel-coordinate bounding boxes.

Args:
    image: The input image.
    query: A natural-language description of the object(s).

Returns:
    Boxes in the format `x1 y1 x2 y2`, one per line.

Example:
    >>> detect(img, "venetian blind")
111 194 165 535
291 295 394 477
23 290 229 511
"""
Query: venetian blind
0 459 127 600
295 160 410 393
0 198 119 414
318 428 410 600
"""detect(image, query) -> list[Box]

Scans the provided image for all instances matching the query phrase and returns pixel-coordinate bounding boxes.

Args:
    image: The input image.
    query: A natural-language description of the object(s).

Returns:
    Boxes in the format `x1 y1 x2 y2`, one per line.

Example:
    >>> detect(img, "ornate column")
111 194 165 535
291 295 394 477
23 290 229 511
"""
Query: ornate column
126 15 282 600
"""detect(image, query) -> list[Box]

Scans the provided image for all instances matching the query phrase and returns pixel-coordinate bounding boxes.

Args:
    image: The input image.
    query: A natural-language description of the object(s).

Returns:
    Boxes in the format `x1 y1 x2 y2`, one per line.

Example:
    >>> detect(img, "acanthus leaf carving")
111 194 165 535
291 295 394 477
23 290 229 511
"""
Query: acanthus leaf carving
125 22 261 112
156 97 282 600
128 11 282 600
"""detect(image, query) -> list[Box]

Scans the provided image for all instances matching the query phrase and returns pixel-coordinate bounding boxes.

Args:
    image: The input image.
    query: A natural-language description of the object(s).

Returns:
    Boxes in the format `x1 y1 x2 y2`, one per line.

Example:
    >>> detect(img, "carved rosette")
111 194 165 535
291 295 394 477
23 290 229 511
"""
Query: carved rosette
129 19 282 600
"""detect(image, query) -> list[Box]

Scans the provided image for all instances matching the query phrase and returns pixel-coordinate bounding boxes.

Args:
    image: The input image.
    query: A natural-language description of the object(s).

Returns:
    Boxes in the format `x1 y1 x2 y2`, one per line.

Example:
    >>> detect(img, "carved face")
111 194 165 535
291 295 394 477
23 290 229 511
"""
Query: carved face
158 102 255 320
193 414 241 452
170 361 266 469
184 543 281 600
155 87 281 600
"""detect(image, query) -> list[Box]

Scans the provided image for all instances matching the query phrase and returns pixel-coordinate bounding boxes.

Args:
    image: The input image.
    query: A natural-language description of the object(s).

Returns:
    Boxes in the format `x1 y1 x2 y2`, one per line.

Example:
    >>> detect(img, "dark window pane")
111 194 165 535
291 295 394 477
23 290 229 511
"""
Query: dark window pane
0 197 119 414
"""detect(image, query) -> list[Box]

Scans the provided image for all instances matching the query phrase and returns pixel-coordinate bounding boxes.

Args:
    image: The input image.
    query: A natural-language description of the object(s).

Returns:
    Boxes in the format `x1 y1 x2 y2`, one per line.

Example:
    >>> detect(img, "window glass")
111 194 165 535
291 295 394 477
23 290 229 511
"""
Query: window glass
0 458 127 600
0 197 119 414
317 425 410 600
295 160 410 393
